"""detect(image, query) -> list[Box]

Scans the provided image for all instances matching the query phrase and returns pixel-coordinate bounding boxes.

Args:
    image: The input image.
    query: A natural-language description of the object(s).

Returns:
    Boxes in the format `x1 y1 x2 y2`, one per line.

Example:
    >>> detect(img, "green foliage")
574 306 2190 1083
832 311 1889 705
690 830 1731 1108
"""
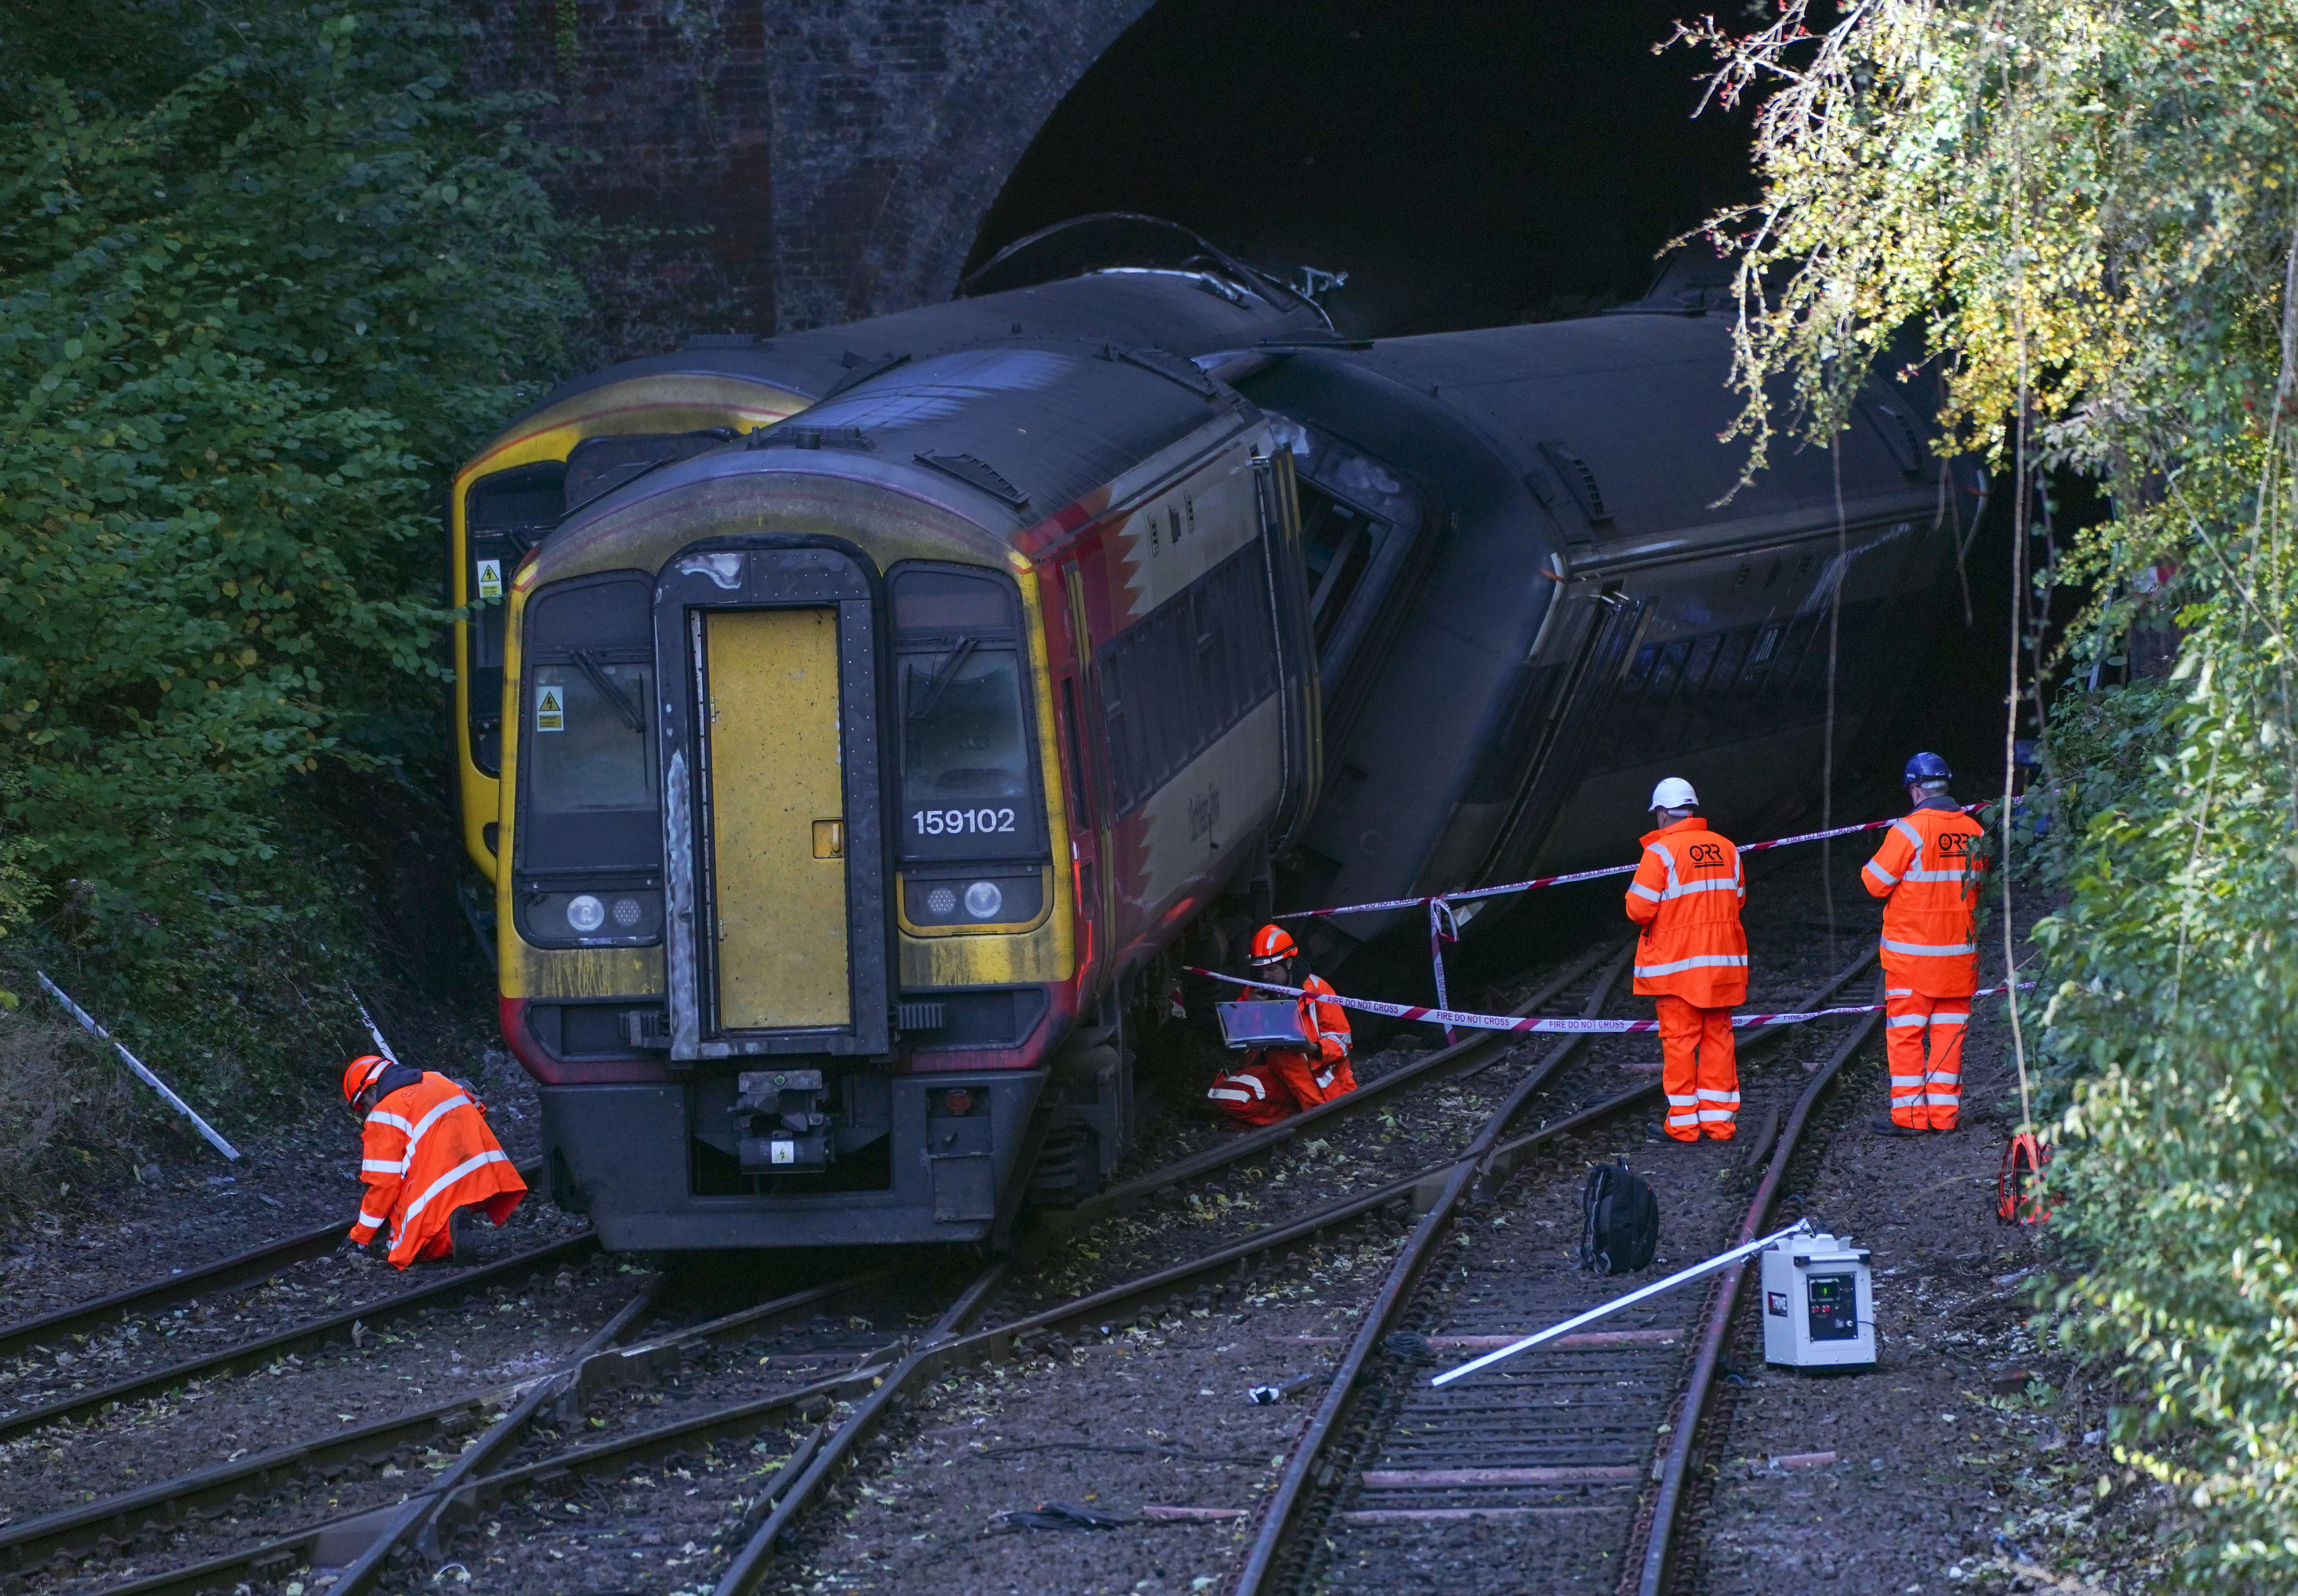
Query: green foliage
0 2 582 953
1678 2 2298 1585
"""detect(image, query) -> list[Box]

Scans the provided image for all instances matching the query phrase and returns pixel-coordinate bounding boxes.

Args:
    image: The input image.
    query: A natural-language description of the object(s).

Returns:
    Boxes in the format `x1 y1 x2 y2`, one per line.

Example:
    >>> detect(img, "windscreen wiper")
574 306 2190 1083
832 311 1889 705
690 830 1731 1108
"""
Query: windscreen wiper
574 651 644 733
908 636 979 722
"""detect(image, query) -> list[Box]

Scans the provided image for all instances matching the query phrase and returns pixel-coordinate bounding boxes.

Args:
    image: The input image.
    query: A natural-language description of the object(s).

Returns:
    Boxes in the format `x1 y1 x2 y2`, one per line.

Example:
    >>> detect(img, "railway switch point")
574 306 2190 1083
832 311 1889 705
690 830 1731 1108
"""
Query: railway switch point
1760 1229 1878 1370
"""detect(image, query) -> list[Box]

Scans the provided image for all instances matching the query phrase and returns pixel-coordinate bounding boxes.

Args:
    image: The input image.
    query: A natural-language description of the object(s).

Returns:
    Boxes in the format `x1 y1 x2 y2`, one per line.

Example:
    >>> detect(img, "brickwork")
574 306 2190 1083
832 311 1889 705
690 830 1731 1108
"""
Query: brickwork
463 0 1152 350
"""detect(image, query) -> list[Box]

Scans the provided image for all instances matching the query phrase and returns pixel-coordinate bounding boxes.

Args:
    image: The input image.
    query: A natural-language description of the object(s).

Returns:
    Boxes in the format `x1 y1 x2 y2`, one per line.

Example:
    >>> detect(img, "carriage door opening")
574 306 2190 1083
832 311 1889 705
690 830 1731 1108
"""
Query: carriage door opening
703 608 851 1030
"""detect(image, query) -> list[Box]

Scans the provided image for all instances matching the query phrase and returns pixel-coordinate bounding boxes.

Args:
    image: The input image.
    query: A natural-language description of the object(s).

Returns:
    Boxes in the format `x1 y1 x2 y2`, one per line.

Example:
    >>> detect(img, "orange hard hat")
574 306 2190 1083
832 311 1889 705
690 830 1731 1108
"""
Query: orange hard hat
342 1054 389 1105
1249 924 1298 966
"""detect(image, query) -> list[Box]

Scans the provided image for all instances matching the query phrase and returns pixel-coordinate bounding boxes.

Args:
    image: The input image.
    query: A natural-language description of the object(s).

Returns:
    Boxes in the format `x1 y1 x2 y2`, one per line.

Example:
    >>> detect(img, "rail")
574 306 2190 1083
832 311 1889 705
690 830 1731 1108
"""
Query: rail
1226 943 1883 1596
1625 978 1885 1596
0 1158 544 1362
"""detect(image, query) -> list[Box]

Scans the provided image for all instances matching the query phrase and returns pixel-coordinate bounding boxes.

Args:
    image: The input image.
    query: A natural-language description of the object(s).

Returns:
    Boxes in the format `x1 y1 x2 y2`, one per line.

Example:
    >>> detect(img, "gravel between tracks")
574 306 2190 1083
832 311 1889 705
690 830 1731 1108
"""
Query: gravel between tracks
1693 904 2155 1596
765 847 1893 1596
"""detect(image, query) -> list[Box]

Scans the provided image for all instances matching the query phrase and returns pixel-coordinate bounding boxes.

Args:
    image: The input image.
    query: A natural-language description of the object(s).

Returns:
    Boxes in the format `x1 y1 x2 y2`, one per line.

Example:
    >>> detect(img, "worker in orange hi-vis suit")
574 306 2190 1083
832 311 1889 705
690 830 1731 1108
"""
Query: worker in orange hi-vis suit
341 1054 526 1268
1207 925 1357 1128
1862 752 1987 1135
1624 777 1749 1143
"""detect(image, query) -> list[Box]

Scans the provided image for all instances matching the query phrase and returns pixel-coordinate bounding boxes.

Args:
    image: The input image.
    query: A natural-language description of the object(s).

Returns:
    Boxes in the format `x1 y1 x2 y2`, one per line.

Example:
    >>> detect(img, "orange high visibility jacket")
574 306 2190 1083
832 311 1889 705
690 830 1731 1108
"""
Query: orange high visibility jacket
1236 975 1356 1097
1625 817 1749 1007
349 1071 526 1268
1862 800 1985 997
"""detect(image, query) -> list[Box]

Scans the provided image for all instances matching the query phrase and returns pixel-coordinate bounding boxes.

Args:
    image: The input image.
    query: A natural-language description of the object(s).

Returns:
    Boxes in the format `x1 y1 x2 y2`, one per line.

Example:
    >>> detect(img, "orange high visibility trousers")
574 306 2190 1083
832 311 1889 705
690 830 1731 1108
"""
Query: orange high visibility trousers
1656 995 1739 1141
1884 988 1968 1129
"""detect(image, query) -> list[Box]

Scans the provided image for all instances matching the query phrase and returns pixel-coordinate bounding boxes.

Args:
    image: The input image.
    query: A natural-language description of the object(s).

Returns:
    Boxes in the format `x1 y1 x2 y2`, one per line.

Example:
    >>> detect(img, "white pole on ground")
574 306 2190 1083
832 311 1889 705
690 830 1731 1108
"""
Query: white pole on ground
36 971 241 1162
351 988 399 1065
1430 1219 1811 1386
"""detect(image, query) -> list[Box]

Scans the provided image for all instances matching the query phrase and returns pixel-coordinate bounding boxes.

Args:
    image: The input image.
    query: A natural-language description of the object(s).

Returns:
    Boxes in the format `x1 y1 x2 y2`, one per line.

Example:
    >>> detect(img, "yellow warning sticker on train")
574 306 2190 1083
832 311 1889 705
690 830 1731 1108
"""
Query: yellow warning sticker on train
475 558 502 601
535 685 564 732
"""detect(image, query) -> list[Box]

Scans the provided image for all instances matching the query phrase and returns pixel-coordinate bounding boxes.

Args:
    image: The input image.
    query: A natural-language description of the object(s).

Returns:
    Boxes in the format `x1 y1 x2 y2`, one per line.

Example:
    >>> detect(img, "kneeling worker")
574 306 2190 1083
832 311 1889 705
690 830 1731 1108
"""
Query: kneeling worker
1863 752 1986 1135
1626 778 1748 1142
342 1054 526 1267
1207 925 1357 1127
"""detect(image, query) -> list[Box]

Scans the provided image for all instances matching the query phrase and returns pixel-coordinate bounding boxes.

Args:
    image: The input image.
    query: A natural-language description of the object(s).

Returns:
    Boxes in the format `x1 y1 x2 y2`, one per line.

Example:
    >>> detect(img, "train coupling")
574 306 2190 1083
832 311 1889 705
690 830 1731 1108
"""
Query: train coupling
734 1067 830 1173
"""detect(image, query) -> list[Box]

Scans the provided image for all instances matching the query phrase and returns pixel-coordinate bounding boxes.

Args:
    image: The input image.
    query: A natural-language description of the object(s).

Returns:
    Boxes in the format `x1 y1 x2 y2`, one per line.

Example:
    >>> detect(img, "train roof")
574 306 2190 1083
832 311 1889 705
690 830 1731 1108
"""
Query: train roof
487 222 1325 446
534 338 1262 575
1240 313 1945 567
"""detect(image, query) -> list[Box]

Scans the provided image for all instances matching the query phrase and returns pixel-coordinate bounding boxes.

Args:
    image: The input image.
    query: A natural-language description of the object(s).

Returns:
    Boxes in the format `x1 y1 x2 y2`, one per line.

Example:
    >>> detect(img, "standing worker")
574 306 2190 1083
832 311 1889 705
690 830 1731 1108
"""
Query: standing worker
1207 925 1357 1127
342 1054 526 1267
1862 753 1986 1135
1625 778 1748 1142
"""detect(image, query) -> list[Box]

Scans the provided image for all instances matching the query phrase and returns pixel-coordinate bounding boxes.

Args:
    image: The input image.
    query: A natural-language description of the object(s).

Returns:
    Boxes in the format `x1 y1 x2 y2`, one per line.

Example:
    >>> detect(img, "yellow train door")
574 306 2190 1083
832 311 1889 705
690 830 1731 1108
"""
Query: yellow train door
702 607 850 1030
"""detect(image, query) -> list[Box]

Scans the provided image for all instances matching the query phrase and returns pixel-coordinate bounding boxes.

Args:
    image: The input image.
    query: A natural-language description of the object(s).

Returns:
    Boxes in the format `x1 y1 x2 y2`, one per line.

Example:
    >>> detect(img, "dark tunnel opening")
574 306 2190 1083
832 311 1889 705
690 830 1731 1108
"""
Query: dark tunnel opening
969 0 1759 338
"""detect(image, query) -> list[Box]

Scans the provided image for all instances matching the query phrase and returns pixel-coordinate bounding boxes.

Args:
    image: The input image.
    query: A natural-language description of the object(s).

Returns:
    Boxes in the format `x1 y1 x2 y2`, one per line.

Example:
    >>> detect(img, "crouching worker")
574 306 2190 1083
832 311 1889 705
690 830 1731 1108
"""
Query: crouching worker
1207 925 1358 1128
341 1054 526 1268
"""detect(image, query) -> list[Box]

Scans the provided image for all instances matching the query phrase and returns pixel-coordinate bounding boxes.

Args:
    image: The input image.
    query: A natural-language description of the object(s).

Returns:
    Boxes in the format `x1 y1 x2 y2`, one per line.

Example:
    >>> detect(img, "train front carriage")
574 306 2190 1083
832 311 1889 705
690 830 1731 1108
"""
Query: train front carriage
498 343 1318 1250
453 219 1327 885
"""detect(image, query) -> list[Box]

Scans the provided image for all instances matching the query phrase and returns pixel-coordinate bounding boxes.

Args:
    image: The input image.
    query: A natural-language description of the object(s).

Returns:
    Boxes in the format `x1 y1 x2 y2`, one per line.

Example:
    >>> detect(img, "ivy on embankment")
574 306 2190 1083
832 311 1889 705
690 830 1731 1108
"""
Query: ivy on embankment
0 2 583 1106
1675 2 2298 1586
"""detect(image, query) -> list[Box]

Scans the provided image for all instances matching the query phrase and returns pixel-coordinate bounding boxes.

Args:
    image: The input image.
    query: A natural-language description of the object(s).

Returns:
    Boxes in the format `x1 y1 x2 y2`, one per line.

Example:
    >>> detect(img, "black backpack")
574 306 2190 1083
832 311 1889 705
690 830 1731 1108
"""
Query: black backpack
1579 1157 1659 1275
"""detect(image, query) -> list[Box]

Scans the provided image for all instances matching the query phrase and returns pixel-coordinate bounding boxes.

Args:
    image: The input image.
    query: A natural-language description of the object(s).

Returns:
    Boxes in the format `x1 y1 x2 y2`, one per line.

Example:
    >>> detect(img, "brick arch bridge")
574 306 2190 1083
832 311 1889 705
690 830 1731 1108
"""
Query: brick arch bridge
469 0 1157 341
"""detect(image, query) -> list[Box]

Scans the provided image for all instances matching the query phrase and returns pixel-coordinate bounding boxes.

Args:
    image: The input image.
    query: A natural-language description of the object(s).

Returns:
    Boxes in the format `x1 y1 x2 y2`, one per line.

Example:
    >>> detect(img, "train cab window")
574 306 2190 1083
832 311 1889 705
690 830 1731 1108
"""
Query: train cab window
465 461 566 776
891 566 1047 863
515 573 661 889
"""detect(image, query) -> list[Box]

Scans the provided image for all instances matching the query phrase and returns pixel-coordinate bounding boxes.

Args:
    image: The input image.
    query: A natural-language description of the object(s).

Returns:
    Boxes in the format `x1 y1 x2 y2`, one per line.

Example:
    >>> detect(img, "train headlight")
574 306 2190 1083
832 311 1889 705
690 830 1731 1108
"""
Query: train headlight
612 896 642 929
566 894 606 933
900 872 1043 931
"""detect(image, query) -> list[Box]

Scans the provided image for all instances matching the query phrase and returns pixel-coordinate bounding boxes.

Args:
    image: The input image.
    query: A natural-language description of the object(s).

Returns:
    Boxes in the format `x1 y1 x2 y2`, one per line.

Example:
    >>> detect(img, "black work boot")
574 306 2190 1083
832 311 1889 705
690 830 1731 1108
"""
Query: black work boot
448 1205 478 1266
1869 1116 1920 1138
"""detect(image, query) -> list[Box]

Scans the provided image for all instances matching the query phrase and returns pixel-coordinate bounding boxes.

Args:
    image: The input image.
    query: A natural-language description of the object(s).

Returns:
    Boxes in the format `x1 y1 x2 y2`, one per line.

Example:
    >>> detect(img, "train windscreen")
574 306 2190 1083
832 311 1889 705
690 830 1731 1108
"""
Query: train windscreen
512 574 663 945
891 567 1047 865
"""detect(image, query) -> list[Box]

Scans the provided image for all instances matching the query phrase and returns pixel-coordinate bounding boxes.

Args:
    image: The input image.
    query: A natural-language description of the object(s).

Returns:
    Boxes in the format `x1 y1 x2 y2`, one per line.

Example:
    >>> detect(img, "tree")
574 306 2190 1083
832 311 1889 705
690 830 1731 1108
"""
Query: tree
0 2 582 948
1675 3 2298 1584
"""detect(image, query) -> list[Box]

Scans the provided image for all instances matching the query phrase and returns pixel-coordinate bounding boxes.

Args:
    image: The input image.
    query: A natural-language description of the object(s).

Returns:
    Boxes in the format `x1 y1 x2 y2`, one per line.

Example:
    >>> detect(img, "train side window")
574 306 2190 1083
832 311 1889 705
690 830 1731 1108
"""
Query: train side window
1096 542 1280 815
1298 486 1383 653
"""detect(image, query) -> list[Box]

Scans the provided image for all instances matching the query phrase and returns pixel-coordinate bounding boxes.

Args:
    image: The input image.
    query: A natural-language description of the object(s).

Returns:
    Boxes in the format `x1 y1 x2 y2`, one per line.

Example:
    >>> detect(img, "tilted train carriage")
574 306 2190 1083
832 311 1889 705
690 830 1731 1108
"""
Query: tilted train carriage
1228 292 1968 964
495 337 1330 1249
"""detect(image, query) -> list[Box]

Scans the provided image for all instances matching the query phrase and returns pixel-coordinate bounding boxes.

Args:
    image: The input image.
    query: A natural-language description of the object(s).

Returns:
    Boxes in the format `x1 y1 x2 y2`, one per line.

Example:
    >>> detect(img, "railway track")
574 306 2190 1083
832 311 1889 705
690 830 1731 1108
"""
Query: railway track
2 938 1642 1596
11 883 1886 1596
1227 948 1884 1596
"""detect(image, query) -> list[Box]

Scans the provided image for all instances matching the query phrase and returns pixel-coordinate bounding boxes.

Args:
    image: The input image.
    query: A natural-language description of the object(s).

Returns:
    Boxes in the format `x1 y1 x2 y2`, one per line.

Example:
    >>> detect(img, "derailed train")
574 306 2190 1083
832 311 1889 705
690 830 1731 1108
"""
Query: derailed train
456 218 1964 1251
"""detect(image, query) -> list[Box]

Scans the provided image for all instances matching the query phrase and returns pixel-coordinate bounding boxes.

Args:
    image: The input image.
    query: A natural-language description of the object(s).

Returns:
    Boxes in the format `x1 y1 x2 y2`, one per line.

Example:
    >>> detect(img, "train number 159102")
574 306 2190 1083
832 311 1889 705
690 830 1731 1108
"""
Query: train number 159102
912 808 1017 838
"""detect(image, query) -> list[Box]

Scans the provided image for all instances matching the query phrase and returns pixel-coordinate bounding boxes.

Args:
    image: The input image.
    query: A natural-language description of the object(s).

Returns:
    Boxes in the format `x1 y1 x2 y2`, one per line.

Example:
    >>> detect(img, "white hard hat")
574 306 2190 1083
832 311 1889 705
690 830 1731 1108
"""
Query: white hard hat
1650 777 1699 811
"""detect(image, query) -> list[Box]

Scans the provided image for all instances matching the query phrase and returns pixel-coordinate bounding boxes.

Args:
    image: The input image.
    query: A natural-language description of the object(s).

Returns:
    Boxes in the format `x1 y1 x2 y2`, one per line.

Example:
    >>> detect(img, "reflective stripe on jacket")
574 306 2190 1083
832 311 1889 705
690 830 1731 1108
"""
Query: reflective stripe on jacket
349 1071 527 1267
1861 801 1985 996
1624 817 1749 1006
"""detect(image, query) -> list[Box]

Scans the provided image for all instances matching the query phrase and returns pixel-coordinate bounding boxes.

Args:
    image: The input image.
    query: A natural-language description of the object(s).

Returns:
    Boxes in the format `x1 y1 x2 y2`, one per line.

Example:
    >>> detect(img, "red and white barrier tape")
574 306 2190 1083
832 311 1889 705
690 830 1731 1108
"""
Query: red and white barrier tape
1191 966 2032 1037
1273 805 1988 922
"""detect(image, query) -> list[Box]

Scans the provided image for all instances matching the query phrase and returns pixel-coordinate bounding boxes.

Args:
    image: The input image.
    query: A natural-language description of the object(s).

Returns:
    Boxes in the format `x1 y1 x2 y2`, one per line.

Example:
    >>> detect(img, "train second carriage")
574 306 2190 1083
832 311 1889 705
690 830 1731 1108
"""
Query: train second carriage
1225 291 1967 965
496 338 1322 1249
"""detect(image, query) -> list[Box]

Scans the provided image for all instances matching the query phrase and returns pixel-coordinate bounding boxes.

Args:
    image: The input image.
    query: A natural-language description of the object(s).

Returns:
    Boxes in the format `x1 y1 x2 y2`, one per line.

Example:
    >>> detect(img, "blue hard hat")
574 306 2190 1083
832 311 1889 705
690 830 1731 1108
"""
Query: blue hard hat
1903 751 1952 784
